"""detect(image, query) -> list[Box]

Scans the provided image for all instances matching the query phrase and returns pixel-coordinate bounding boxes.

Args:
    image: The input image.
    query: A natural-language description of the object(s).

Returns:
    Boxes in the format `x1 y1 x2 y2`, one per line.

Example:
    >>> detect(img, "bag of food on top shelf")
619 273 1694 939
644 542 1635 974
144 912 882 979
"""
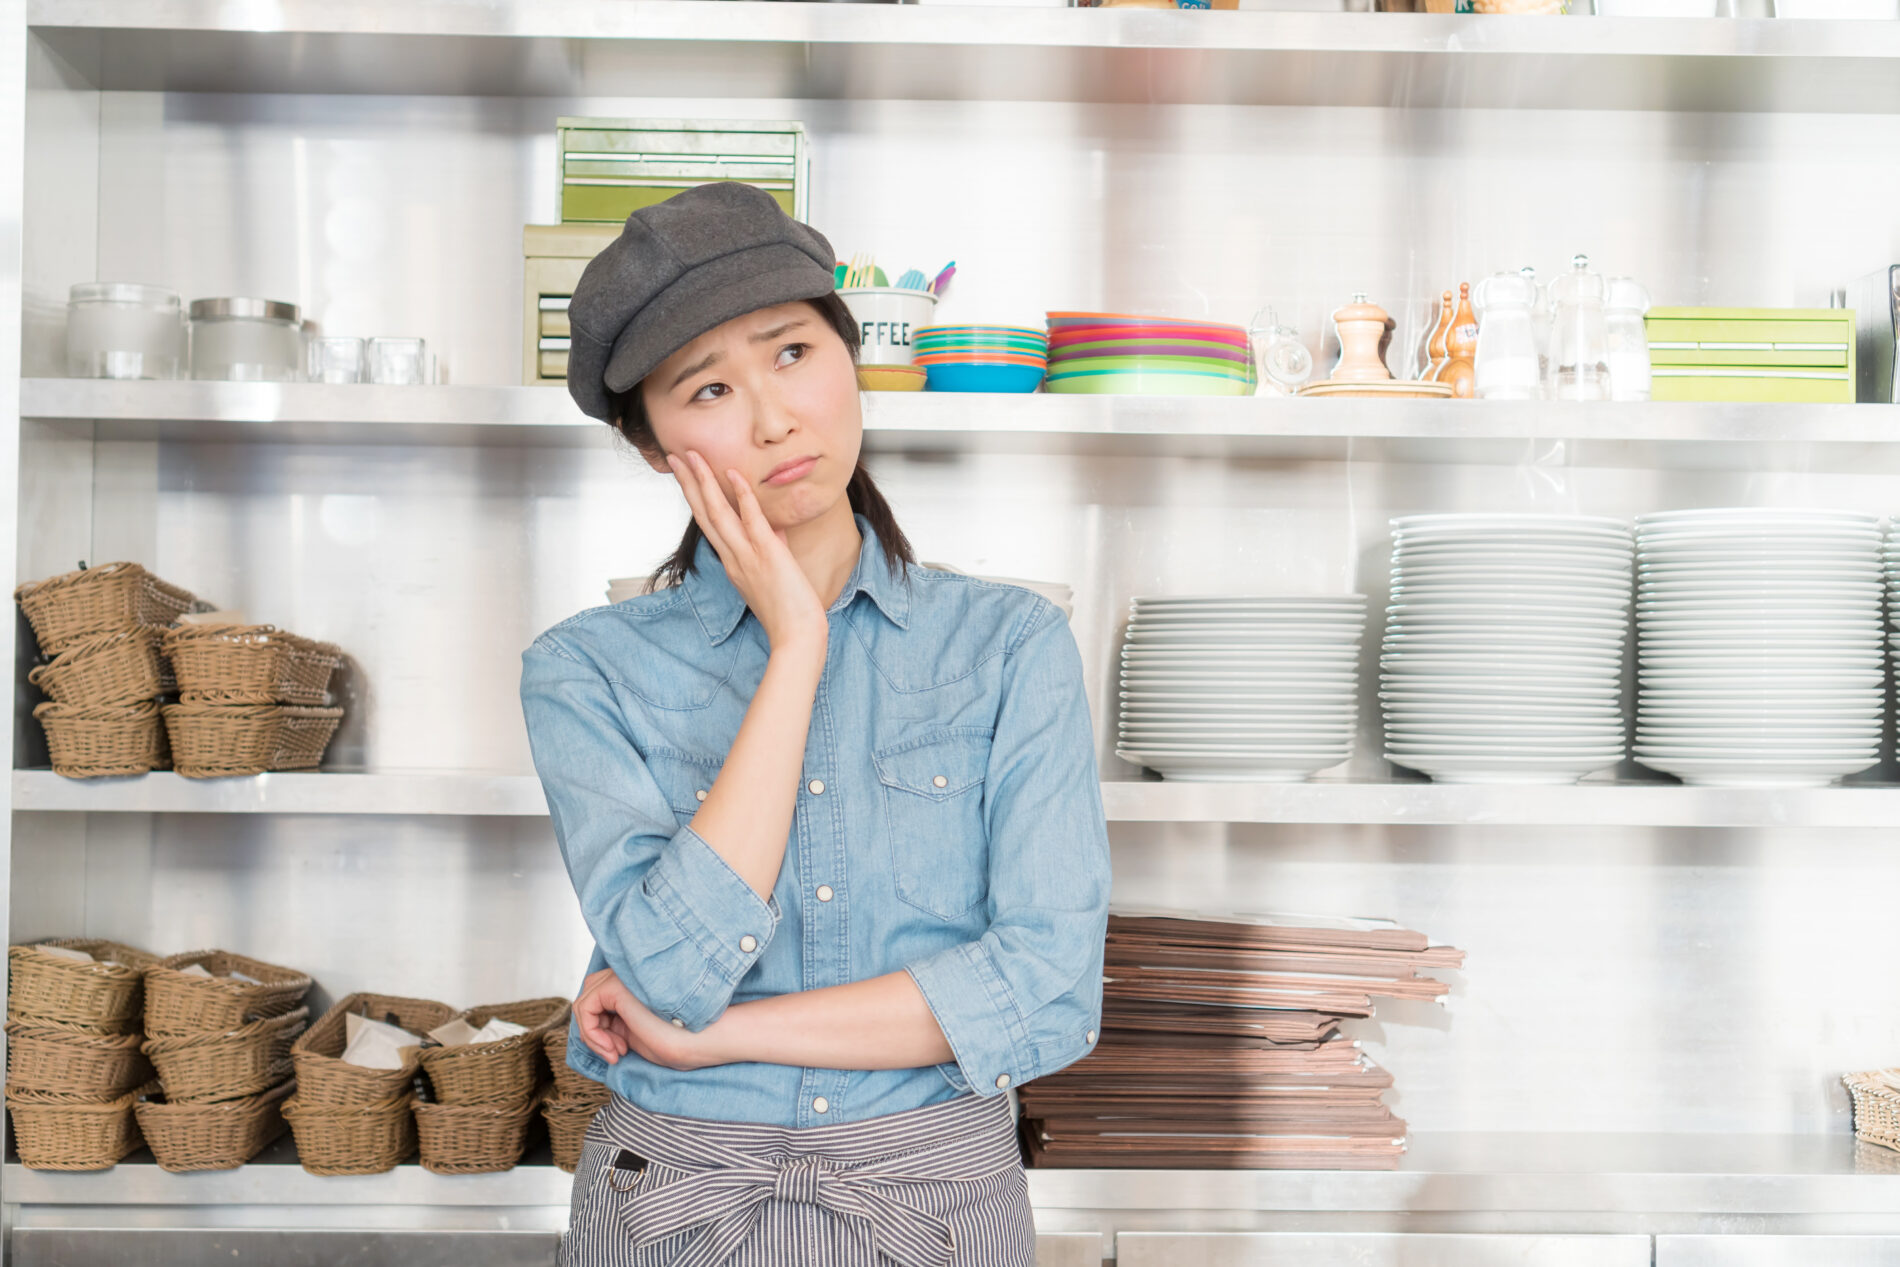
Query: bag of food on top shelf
340 1013 425 1070
427 1017 531 1048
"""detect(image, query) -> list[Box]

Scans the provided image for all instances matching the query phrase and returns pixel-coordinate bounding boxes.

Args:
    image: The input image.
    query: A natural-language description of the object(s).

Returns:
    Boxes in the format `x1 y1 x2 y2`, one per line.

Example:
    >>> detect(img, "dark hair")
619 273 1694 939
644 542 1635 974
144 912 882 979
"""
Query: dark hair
604 290 915 594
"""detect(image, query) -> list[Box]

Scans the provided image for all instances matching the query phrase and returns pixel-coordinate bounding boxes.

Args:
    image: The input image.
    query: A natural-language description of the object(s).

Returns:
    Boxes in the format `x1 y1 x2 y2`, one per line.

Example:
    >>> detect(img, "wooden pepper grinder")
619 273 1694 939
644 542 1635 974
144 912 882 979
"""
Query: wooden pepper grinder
1423 289 1455 382
1329 294 1396 383
1440 282 1479 399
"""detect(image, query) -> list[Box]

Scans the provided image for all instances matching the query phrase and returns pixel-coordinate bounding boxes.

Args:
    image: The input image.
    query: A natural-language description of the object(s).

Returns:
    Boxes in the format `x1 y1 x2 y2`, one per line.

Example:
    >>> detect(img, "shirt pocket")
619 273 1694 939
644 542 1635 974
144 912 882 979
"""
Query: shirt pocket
643 748 724 827
873 727 993 921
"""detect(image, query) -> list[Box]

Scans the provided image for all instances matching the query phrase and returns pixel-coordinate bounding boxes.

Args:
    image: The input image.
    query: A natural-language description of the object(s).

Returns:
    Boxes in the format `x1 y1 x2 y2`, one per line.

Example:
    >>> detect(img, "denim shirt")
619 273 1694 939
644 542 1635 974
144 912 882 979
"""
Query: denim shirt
520 513 1111 1128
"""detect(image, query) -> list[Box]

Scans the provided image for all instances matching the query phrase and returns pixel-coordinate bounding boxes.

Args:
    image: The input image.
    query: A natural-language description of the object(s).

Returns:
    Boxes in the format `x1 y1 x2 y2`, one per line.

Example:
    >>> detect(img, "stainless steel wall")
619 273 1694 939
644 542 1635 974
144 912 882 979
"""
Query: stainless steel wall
15 83 1900 1144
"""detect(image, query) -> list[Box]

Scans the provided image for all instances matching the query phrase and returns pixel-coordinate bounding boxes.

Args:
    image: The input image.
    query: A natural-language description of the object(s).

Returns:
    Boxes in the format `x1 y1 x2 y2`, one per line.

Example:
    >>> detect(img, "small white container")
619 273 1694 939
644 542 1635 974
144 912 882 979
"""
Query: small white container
190 298 304 382
838 288 939 367
308 336 366 384
66 283 186 380
1774 0 1897 14
366 337 429 385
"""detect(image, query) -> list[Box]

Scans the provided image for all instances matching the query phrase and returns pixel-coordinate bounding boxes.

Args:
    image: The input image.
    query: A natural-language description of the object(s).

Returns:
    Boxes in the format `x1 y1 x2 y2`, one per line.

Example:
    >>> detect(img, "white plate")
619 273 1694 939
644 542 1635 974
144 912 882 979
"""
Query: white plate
1385 726 1627 743
1393 549 1635 572
1637 508 1879 527
1631 759 1875 788
1383 697 1623 715
1382 652 1627 670
1121 690 1356 703
1640 705 1883 720
1125 626 1366 644
1114 752 1349 782
1638 636 1881 651
1393 512 1632 533
1637 580 1886 597
1122 646 1361 660
1639 675 1885 692
1632 615 1883 631
1384 756 1622 785
1392 564 1633 584
1121 673 1359 686
1130 595 1366 607
1127 618 1366 634
1387 738 1627 755
1640 689 1880 704
1384 606 1630 628
1637 561 1883 577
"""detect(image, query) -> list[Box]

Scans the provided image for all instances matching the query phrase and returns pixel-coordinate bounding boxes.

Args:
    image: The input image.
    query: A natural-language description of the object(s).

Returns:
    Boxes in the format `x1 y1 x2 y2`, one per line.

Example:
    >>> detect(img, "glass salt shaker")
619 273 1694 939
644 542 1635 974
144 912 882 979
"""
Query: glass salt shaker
1605 277 1653 403
1472 271 1542 400
1257 323 1314 396
1546 254 1611 401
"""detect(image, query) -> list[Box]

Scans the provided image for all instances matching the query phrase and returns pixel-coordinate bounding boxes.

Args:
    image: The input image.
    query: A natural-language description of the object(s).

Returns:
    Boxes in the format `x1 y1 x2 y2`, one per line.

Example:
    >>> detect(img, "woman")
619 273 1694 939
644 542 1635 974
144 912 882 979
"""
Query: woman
520 181 1111 1267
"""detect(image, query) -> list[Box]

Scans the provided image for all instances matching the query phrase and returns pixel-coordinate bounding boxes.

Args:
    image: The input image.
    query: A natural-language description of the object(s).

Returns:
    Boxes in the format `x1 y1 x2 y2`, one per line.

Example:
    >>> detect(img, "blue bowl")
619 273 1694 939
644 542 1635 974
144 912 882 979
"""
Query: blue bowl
922 361 1046 394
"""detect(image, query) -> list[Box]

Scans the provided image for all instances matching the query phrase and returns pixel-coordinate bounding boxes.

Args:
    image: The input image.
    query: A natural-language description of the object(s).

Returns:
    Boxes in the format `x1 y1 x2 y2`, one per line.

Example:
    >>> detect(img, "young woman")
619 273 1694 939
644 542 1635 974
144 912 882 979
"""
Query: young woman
520 181 1111 1267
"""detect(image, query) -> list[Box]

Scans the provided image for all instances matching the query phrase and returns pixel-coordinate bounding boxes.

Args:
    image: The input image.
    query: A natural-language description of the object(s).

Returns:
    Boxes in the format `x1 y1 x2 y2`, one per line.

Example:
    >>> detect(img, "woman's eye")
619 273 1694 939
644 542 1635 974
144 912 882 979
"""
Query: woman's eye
776 343 809 368
691 381 730 403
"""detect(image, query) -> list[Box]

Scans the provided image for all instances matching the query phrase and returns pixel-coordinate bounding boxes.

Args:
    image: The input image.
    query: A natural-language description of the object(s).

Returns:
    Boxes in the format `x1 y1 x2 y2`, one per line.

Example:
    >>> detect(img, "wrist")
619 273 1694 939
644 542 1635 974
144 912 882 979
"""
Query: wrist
695 1001 758 1067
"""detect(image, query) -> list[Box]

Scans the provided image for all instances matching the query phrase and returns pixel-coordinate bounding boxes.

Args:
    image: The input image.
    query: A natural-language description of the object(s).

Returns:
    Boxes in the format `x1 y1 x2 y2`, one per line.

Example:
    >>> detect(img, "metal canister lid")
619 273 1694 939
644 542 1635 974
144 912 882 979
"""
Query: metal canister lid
69 282 181 310
188 297 302 324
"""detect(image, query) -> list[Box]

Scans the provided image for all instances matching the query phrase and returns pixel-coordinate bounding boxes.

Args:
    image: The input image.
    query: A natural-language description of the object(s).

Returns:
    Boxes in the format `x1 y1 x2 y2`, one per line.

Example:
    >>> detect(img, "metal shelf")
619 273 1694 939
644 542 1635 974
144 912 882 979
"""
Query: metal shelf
24 3 1900 112
21 769 1900 828
8 1133 1897 1211
22 379 1900 470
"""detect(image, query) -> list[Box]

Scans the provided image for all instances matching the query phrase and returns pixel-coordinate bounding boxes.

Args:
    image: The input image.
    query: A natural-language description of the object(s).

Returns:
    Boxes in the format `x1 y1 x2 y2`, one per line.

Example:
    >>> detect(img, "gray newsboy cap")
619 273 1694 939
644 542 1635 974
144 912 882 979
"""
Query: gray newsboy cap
565 181 839 423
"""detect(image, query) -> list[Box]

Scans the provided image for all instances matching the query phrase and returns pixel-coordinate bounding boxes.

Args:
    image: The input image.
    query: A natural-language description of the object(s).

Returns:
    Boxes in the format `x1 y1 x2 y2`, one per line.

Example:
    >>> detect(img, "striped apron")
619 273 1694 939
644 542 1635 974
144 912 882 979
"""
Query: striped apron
560 1092 1034 1267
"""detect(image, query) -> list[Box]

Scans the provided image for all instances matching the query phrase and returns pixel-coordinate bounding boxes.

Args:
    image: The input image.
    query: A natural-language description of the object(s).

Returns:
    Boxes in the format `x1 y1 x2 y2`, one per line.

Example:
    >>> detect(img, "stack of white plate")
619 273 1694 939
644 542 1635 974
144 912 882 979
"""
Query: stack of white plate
1115 595 1366 782
1379 514 1634 785
1633 508 1885 788
606 575 647 604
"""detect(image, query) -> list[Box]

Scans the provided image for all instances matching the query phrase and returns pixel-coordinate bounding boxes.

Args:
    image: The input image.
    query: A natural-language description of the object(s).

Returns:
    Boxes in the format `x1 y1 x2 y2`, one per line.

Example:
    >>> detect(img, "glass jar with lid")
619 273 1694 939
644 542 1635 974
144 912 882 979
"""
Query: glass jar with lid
189 298 305 382
1605 277 1653 403
66 283 186 380
1546 255 1611 401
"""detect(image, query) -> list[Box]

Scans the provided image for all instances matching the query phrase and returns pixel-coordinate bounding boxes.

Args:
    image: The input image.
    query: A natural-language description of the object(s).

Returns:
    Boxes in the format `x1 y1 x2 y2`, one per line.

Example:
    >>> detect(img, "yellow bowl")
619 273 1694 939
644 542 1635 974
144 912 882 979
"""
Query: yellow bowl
858 365 927 392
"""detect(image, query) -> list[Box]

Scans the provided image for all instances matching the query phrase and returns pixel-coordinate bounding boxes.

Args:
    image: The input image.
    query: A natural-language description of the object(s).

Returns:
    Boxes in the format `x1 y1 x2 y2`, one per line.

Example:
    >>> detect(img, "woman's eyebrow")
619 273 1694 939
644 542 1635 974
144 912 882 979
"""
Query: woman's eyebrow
748 318 810 344
667 350 722 392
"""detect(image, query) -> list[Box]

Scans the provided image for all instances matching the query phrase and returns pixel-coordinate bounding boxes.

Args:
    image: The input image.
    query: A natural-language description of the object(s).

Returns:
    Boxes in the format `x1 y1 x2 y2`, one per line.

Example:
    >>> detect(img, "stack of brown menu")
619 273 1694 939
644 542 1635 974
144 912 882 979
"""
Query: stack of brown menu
1018 909 1464 1171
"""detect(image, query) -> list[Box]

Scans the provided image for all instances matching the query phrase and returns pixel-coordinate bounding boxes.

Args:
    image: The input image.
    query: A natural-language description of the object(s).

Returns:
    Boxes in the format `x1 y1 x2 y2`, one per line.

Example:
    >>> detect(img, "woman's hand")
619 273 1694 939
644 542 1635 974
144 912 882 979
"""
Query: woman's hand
574 968 721 1072
666 449 828 653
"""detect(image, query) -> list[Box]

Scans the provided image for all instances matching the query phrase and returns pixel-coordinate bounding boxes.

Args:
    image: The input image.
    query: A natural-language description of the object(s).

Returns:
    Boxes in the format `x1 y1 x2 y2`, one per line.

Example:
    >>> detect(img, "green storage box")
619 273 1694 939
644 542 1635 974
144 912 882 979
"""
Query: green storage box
1646 307 1856 403
557 118 809 225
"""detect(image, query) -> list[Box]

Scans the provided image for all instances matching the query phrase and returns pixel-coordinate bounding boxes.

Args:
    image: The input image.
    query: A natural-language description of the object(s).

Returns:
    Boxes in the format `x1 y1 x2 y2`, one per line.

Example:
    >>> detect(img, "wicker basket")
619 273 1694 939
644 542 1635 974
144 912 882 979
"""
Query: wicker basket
163 624 344 707
6 1081 154 1171
292 993 457 1107
544 1093 608 1173
543 1027 610 1103
142 1008 308 1104
8 939 159 1032
1845 1069 1900 1153
35 699 169 778
144 949 314 1038
5 1020 154 1099
419 997 568 1107
161 702 344 777
415 1091 543 1175
281 1093 418 1175
28 628 164 707
136 1081 294 1172
15 563 195 657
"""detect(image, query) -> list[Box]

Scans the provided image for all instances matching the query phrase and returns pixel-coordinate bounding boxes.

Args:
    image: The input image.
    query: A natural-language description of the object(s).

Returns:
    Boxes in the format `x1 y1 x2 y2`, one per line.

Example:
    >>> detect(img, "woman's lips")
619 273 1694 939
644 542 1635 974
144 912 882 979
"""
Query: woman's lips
764 456 818 486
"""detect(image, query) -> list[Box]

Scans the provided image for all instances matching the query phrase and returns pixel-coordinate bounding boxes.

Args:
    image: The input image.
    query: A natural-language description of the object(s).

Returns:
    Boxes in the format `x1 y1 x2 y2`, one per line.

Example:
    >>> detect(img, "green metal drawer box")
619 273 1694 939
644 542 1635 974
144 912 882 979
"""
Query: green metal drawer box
1646 307 1855 403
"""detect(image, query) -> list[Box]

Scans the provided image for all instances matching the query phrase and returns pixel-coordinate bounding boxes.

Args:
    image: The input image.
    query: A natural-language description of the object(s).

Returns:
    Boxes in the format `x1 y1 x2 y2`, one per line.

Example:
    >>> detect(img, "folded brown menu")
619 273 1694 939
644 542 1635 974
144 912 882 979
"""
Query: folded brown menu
1017 908 1463 1171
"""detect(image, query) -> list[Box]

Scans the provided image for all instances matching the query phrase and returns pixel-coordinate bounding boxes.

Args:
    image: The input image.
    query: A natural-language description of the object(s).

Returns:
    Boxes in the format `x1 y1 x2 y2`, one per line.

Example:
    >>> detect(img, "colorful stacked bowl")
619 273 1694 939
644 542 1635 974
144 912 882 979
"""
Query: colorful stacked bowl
912 325 1048 393
1044 312 1255 396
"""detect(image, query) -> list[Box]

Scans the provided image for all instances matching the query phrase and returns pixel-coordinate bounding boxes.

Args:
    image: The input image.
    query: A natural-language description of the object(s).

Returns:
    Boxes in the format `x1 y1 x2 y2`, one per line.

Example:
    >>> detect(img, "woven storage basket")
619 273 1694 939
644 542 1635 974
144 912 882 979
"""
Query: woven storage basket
419 997 568 1107
281 1093 417 1175
1845 1069 1900 1153
142 1007 308 1104
162 702 344 777
28 627 164 707
35 699 168 778
15 563 195 657
542 1026 611 1103
136 1081 294 1172
545 1093 608 1173
163 624 344 707
415 1091 543 1175
8 939 159 1033
6 1081 154 1171
292 993 457 1107
144 949 314 1038
5 1019 154 1098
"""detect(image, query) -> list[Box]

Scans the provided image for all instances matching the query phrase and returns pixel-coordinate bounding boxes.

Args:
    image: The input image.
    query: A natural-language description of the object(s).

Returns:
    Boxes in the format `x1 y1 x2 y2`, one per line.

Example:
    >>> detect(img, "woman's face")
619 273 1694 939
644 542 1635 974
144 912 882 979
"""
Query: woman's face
639 301 863 532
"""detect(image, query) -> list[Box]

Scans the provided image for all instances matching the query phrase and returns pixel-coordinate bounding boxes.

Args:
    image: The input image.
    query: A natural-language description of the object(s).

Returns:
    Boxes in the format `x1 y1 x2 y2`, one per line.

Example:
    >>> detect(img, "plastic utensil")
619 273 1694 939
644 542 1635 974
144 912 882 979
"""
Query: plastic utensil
930 262 957 296
873 266 888 287
895 269 927 291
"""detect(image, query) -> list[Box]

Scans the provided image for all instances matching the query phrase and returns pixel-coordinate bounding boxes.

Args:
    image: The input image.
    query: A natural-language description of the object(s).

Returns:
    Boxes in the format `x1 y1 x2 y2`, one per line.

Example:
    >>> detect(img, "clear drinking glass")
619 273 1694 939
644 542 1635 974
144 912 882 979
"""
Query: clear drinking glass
1472 271 1543 400
366 337 429 385
1605 277 1653 403
1546 254 1611 401
307 336 366 384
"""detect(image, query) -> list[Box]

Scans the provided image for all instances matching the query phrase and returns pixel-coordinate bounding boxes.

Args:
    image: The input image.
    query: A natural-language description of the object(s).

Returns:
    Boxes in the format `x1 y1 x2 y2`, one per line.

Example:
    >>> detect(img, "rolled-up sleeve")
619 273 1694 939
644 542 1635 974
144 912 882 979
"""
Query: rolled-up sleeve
521 634 778 1031
905 599 1110 1097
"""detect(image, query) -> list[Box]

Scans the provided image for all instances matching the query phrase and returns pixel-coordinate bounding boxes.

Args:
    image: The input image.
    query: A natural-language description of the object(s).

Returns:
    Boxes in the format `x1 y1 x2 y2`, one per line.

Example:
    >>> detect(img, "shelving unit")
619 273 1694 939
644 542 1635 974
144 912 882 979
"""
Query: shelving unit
8 2 1900 1265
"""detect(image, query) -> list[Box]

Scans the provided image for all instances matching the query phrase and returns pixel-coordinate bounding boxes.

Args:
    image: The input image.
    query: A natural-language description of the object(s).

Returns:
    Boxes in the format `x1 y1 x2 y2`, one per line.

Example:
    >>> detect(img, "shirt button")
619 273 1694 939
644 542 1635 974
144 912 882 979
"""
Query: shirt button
808 779 825 795
816 884 834 902
695 788 707 802
739 935 758 953
994 1074 1011 1089
933 775 947 788
672 1018 685 1028
812 1096 829 1114
1086 1030 1097 1044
